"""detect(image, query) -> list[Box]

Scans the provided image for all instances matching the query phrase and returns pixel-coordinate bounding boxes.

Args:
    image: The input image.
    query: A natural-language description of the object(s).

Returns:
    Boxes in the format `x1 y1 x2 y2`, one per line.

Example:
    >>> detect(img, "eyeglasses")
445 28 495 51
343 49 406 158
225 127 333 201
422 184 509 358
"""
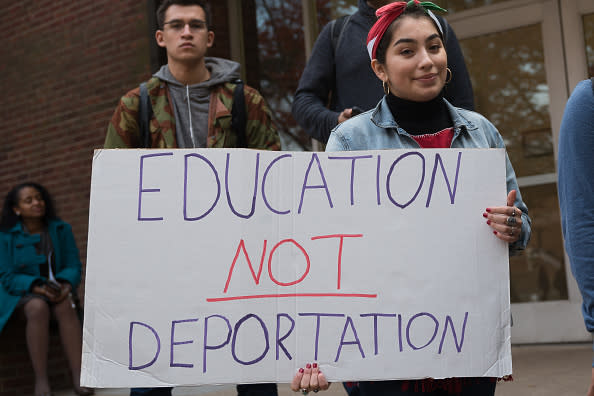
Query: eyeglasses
162 19 207 32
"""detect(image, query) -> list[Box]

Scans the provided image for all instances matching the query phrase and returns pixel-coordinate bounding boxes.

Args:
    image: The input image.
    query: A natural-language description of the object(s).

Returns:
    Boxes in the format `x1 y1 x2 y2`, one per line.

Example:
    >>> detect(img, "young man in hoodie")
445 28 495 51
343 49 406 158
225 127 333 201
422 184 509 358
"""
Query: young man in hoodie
292 0 475 144
104 1 280 395
105 0 280 151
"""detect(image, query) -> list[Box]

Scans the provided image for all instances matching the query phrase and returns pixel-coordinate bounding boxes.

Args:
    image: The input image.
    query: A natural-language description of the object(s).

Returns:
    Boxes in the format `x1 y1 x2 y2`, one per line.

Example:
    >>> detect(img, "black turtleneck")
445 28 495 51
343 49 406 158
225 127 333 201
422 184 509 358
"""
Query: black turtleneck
385 93 452 136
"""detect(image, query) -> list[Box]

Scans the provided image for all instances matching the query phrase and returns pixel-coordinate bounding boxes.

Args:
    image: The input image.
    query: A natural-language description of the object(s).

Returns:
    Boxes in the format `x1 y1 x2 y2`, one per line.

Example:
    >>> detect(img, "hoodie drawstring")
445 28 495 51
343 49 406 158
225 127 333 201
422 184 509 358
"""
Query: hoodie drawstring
186 85 196 148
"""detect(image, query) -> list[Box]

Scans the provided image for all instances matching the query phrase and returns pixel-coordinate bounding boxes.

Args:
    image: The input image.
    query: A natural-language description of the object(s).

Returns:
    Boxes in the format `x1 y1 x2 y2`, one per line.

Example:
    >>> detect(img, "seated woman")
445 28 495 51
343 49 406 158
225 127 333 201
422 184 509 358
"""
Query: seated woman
0 182 93 396
291 1 531 395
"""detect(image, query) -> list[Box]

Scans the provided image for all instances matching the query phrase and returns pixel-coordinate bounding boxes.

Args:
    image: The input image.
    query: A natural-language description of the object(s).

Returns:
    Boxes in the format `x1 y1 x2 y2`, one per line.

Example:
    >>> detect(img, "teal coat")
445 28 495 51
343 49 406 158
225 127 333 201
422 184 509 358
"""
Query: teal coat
0 219 82 333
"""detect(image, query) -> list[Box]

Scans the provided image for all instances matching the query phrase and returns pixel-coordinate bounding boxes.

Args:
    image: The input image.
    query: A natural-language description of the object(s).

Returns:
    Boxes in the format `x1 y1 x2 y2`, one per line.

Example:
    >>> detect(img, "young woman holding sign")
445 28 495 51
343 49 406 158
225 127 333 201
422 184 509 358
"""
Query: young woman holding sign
0 182 93 396
290 1 531 395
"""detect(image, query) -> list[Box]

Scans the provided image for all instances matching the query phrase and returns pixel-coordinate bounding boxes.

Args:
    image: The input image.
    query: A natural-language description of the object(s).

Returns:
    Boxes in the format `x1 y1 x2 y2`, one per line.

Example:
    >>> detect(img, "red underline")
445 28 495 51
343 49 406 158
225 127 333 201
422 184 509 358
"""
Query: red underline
206 293 378 302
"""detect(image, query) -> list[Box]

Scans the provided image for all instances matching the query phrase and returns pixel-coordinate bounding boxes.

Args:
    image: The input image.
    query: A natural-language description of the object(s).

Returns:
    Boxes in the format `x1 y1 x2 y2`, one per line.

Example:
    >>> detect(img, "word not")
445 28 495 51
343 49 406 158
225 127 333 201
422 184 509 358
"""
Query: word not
128 311 469 373
218 234 365 297
137 151 463 221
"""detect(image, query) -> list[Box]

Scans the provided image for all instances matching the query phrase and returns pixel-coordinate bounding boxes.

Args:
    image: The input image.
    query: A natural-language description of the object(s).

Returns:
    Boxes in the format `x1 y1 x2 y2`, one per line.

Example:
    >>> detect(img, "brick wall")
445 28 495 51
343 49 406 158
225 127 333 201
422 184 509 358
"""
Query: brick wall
0 1 232 393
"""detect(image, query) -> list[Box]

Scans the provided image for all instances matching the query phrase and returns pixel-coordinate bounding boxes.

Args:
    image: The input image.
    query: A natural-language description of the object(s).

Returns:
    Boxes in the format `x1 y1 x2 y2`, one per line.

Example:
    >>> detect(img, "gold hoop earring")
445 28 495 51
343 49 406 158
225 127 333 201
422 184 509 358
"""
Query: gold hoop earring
382 80 390 96
445 68 452 84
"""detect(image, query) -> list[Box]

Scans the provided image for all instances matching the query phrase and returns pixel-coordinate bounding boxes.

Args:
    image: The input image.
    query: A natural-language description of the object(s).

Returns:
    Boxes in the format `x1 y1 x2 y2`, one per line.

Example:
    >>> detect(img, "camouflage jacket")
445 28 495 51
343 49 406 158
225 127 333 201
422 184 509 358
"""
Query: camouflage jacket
105 76 281 150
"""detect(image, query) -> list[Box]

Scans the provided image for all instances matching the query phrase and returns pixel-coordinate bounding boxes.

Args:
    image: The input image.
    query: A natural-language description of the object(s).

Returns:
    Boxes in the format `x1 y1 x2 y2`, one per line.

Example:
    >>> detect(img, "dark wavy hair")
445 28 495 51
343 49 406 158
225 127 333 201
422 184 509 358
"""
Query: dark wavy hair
0 182 58 231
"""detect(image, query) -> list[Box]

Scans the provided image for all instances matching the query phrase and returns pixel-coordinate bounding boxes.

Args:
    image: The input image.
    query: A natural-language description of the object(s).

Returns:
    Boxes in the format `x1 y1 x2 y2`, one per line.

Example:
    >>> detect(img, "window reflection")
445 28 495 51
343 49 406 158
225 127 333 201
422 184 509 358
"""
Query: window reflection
246 0 310 150
317 0 358 27
584 13 594 77
459 24 567 303
440 0 510 13
459 24 553 176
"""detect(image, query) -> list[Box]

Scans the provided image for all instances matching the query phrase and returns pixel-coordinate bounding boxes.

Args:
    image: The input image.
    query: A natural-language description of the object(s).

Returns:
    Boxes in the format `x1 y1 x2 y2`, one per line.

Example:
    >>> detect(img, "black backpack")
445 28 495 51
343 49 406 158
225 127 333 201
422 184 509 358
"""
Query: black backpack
138 79 247 148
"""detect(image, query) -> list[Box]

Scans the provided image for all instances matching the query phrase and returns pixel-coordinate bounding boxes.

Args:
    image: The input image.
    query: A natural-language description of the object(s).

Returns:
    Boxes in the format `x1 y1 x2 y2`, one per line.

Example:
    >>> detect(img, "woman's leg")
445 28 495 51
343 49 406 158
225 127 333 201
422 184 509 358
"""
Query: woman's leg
22 297 52 396
52 297 85 391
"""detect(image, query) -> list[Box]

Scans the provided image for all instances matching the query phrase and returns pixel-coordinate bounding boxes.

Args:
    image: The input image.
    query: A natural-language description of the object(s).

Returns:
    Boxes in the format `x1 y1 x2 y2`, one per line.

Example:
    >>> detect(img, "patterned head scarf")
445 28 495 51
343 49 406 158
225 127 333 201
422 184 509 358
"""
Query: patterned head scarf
366 0 447 60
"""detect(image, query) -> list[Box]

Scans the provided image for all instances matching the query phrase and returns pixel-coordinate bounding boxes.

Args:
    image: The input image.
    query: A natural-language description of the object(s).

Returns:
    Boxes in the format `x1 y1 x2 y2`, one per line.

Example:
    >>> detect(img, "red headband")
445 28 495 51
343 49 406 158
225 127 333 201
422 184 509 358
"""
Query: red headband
366 0 446 60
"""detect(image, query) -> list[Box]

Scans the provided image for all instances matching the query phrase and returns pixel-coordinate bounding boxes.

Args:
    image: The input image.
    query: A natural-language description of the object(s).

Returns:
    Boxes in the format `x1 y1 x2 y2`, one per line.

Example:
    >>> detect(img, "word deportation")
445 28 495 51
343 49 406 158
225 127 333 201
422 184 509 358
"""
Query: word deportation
137 151 463 221
129 311 469 372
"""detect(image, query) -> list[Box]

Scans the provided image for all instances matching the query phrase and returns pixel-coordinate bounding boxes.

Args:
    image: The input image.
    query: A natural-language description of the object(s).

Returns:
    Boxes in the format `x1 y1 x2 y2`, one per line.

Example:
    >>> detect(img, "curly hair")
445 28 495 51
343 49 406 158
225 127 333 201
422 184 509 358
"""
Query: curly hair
0 182 58 231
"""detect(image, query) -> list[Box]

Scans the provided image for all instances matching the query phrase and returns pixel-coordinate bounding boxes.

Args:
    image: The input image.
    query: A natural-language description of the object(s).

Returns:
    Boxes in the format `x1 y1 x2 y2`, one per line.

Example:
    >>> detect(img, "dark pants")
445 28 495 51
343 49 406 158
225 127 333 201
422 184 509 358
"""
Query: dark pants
130 388 172 396
236 383 278 396
358 379 496 396
130 384 277 396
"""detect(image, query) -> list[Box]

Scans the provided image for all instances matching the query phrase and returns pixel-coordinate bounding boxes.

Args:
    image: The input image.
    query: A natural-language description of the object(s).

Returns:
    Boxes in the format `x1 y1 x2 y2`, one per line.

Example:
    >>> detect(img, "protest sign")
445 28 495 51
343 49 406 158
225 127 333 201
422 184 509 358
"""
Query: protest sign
81 148 511 387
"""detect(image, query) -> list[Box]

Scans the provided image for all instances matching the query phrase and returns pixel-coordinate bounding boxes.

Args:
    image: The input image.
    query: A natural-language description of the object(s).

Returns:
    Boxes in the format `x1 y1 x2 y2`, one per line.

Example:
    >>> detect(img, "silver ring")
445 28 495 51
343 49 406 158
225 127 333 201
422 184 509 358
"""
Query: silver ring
506 216 517 226
301 389 309 395
313 390 319 393
512 208 517 217
510 227 515 236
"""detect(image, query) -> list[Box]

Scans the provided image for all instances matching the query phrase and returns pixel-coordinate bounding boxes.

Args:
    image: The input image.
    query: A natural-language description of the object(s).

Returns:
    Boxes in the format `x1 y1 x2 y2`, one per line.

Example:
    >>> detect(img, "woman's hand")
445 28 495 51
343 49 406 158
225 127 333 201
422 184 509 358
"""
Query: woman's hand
31 283 60 300
483 190 523 243
290 363 330 394
52 282 72 303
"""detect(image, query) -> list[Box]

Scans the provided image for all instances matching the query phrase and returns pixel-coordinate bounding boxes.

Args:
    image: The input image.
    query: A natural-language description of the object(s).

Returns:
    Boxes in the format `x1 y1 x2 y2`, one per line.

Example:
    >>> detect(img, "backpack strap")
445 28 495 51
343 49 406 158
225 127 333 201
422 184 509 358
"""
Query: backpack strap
231 79 247 148
331 14 352 54
138 82 153 148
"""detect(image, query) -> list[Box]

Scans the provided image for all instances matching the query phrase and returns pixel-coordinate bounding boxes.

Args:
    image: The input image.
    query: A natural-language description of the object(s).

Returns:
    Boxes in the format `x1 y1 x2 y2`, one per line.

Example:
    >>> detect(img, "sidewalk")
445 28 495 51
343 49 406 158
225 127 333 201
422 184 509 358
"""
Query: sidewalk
57 343 593 396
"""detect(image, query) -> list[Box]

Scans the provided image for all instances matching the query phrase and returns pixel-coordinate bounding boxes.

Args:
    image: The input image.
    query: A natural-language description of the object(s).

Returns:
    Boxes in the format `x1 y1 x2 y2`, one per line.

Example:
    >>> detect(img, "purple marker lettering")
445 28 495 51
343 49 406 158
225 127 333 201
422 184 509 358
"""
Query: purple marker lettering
334 316 365 362
225 152 259 219
170 318 199 368
262 154 292 215
386 152 425 209
426 152 462 208
138 152 173 221
328 155 373 205
203 315 232 373
129 321 161 370
299 313 345 360
360 313 397 355
376 155 382 205
398 314 403 352
298 153 334 214
184 153 221 221
276 313 295 360
438 312 469 354
406 312 439 351
231 314 270 365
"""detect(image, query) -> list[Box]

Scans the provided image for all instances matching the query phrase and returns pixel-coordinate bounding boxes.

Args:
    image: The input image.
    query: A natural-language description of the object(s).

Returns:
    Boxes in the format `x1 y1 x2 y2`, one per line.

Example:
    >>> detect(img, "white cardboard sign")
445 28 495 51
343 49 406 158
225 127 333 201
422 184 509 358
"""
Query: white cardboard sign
81 148 511 387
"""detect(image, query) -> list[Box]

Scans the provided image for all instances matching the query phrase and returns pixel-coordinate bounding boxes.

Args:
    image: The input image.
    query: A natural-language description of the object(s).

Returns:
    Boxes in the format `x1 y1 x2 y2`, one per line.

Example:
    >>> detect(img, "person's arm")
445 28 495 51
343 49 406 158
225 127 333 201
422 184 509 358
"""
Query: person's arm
53 222 82 289
438 16 475 111
292 22 342 144
104 90 142 149
558 80 594 368
0 235 43 295
244 86 281 151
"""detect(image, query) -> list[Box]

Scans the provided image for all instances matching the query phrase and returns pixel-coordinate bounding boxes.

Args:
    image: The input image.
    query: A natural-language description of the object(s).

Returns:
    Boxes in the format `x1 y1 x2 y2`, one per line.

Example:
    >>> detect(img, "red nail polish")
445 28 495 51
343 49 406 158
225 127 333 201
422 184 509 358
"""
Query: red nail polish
313 363 318 368
486 208 492 212
318 370 322 374
493 231 497 235
306 363 311 369
483 213 488 218
487 220 491 225
299 368 304 373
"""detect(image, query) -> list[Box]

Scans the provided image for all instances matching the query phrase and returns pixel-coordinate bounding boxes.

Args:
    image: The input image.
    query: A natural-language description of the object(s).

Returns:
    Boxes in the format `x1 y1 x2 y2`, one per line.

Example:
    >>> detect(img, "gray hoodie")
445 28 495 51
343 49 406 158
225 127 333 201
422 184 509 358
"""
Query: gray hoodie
154 57 241 148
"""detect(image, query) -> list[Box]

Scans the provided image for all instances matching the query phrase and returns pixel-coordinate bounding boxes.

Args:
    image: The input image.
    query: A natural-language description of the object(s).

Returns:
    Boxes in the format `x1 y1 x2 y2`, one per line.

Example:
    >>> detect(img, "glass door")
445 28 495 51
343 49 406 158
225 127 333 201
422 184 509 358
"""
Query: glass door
448 0 591 343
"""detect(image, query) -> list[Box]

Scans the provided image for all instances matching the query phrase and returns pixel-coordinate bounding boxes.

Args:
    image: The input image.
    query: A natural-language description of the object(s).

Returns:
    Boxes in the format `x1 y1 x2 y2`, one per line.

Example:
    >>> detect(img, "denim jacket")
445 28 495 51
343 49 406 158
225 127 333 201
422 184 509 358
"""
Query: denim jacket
327 96 531 253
